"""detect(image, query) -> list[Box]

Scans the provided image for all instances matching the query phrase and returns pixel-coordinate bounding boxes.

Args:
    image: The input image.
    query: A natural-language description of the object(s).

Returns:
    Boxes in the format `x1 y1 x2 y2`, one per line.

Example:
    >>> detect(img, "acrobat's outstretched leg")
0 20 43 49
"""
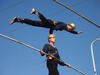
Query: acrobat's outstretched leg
10 16 46 28
30 8 50 24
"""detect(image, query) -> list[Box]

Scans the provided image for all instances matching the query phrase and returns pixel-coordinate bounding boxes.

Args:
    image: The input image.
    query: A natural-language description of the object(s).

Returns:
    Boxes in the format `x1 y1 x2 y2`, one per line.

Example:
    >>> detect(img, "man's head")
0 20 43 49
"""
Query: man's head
48 34 56 43
65 23 76 31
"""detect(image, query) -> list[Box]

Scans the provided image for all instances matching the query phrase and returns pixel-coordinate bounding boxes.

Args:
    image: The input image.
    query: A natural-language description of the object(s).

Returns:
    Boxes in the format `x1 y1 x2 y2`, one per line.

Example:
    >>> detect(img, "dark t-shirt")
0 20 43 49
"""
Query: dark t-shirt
42 44 65 66
54 22 67 31
49 21 78 34
42 44 60 59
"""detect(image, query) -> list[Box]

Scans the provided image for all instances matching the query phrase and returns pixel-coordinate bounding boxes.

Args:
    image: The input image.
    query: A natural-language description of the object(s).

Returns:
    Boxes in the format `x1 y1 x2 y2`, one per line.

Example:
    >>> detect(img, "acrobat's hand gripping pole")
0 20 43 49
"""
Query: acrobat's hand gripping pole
0 34 85 75
53 0 100 29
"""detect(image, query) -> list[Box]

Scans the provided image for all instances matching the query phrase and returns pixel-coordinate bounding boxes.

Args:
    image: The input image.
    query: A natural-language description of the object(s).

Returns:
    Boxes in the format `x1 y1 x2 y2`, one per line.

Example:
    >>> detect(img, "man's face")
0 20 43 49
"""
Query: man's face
49 37 56 43
66 25 73 31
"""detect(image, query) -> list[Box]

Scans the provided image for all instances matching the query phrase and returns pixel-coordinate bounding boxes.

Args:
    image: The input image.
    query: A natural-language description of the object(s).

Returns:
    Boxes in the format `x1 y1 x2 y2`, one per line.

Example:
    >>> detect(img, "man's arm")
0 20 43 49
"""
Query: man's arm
49 28 54 34
68 30 83 34
40 44 49 56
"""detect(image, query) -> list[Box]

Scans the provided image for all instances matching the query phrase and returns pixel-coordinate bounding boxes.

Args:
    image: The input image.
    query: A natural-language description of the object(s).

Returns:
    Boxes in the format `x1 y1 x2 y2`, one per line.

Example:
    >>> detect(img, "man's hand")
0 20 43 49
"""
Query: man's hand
67 64 72 68
40 51 45 56
77 31 83 34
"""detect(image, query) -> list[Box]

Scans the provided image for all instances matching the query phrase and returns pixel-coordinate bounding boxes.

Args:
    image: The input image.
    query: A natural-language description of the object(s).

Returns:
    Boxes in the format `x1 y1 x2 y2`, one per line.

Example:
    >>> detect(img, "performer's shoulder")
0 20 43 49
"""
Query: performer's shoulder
44 43 50 47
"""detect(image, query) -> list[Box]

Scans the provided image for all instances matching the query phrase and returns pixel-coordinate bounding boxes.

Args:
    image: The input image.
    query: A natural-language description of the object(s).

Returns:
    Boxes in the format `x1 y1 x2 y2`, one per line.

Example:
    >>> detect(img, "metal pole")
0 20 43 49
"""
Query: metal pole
91 38 100 75
0 33 85 75
0 34 40 52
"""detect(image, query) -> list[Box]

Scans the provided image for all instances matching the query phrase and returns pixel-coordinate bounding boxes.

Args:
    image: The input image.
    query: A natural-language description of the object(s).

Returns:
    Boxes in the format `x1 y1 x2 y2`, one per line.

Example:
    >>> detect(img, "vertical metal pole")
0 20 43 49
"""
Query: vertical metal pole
91 38 100 75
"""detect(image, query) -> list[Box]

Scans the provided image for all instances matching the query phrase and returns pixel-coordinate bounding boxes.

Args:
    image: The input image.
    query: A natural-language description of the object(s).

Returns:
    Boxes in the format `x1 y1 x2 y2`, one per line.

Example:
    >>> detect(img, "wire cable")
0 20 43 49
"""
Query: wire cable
53 0 100 28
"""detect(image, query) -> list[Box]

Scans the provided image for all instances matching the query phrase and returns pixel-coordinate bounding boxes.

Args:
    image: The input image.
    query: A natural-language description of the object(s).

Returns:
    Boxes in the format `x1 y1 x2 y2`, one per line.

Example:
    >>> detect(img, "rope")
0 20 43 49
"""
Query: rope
48 0 88 17
0 33 85 75
53 0 100 28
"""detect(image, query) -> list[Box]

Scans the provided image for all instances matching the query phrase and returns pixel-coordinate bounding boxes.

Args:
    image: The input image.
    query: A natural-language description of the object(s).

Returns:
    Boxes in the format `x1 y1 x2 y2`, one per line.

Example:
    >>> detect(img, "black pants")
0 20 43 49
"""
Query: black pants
17 11 54 29
47 60 59 75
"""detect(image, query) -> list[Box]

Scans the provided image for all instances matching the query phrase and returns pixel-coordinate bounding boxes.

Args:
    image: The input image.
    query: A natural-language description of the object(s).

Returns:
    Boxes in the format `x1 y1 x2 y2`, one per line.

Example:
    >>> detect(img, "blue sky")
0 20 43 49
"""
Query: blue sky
0 0 100 75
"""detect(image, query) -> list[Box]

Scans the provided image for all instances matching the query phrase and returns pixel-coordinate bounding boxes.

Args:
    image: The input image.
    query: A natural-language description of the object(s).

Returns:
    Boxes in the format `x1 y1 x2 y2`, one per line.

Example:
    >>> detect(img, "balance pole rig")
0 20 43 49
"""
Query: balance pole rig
53 0 100 29
0 34 85 75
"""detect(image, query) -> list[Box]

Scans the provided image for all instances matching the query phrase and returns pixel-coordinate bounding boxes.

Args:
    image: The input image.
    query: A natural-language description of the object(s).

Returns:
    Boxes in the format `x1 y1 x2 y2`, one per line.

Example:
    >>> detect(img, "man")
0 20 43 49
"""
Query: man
40 34 72 75
10 8 82 34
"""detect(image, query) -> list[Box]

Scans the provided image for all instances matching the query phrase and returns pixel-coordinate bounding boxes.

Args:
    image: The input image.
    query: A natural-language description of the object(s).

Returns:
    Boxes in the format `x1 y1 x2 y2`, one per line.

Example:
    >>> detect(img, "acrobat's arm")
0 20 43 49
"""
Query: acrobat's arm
68 30 83 34
49 28 54 34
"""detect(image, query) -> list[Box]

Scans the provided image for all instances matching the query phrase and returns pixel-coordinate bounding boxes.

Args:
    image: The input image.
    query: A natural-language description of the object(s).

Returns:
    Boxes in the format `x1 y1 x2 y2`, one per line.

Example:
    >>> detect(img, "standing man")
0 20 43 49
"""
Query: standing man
40 34 72 75
10 8 82 34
